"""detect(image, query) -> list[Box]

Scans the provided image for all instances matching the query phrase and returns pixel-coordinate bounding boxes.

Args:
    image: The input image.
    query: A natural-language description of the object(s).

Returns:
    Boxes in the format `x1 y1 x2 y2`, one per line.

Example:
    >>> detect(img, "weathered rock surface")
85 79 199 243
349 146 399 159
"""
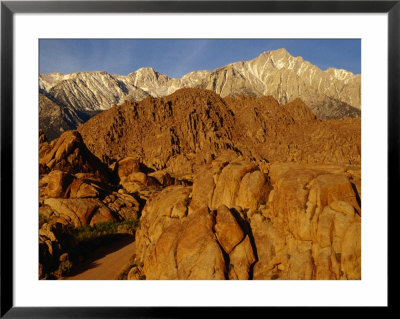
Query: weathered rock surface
133 184 227 280
45 170 75 198
190 159 268 213
228 235 256 280
250 164 361 280
77 89 361 175
133 160 361 280
78 89 238 171
68 179 100 198
214 205 244 254
39 130 146 232
116 157 160 193
39 130 112 181
43 198 116 227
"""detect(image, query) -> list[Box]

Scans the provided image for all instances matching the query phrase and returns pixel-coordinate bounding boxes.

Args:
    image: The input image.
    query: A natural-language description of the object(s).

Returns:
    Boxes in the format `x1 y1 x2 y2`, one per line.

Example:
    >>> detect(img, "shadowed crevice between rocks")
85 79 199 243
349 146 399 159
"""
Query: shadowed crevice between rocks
229 207 259 280
210 210 230 280
351 182 361 213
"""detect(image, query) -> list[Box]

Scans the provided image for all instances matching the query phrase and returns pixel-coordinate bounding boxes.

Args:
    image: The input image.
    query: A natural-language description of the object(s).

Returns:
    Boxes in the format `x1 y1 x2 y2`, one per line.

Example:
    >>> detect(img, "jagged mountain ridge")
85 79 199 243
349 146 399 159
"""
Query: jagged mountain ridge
39 49 361 139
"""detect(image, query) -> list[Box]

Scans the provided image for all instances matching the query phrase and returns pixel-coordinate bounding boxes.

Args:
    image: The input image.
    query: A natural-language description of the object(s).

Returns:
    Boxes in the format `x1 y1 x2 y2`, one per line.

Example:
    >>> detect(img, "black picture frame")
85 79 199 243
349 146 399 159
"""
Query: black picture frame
1 0 396 317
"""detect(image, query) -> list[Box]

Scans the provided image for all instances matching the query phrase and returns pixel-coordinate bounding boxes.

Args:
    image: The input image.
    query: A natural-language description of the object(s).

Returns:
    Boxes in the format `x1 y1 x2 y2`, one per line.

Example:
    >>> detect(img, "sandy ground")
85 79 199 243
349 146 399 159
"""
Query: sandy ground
64 236 136 280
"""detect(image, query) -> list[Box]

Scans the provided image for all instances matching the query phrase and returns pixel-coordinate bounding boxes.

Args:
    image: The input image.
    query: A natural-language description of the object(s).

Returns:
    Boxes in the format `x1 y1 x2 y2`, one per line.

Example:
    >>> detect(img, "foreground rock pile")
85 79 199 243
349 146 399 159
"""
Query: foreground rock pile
130 159 361 280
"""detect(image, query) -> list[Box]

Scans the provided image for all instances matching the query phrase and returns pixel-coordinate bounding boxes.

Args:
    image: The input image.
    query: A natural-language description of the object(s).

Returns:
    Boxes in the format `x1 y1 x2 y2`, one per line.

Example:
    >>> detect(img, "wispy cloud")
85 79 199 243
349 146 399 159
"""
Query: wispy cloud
167 40 211 77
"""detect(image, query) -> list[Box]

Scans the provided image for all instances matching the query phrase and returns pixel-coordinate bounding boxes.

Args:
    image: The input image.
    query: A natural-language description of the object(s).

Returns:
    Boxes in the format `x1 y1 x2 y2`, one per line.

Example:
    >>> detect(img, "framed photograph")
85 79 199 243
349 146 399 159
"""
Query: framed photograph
1 0 395 316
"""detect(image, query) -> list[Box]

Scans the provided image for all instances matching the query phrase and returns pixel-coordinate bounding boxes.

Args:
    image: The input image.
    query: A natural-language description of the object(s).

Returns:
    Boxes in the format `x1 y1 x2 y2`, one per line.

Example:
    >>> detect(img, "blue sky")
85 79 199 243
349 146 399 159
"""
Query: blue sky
39 39 361 77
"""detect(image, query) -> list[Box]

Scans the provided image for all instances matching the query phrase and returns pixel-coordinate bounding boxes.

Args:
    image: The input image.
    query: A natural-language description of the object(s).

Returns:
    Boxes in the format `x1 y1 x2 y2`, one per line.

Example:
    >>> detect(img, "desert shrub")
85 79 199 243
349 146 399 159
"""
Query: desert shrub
71 219 139 243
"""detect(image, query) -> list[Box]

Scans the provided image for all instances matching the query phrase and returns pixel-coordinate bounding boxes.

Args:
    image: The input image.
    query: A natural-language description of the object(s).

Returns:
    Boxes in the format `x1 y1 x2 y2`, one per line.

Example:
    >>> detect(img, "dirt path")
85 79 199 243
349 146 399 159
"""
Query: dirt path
64 236 136 280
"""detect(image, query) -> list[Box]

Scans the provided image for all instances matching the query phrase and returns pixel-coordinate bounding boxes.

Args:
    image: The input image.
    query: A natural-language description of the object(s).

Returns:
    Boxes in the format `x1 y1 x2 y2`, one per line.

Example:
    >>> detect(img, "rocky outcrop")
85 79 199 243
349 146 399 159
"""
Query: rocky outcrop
77 89 361 175
225 94 361 166
132 159 361 280
44 170 75 198
78 89 239 170
251 164 361 280
116 157 160 193
214 205 245 254
39 131 145 228
228 235 256 280
43 198 116 227
39 130 112 182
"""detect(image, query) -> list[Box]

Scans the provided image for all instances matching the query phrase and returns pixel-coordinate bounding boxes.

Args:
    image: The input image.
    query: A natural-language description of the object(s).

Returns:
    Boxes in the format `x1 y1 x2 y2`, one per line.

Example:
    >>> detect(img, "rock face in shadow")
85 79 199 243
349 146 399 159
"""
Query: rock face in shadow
39 221 78 278
39 91 87 141
133 159 361 280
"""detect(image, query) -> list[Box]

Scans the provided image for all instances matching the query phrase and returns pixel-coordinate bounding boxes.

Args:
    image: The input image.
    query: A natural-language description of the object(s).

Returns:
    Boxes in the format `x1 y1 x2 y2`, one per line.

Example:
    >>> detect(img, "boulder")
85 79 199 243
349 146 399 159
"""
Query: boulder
211 160 257 210
39 130 111 181
340 219 361 279
228 235 256 280
135 186 227 280
68 179 99 198
135 186 192 264
45 170 74 198
252 163 361 280
236 170 267 210
117 157 161 192
175 207 226 280
44 198 116 227
214 205 244 254
190 160 228 212
127 266 143 280
103 192 141 221
148 170 175 187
